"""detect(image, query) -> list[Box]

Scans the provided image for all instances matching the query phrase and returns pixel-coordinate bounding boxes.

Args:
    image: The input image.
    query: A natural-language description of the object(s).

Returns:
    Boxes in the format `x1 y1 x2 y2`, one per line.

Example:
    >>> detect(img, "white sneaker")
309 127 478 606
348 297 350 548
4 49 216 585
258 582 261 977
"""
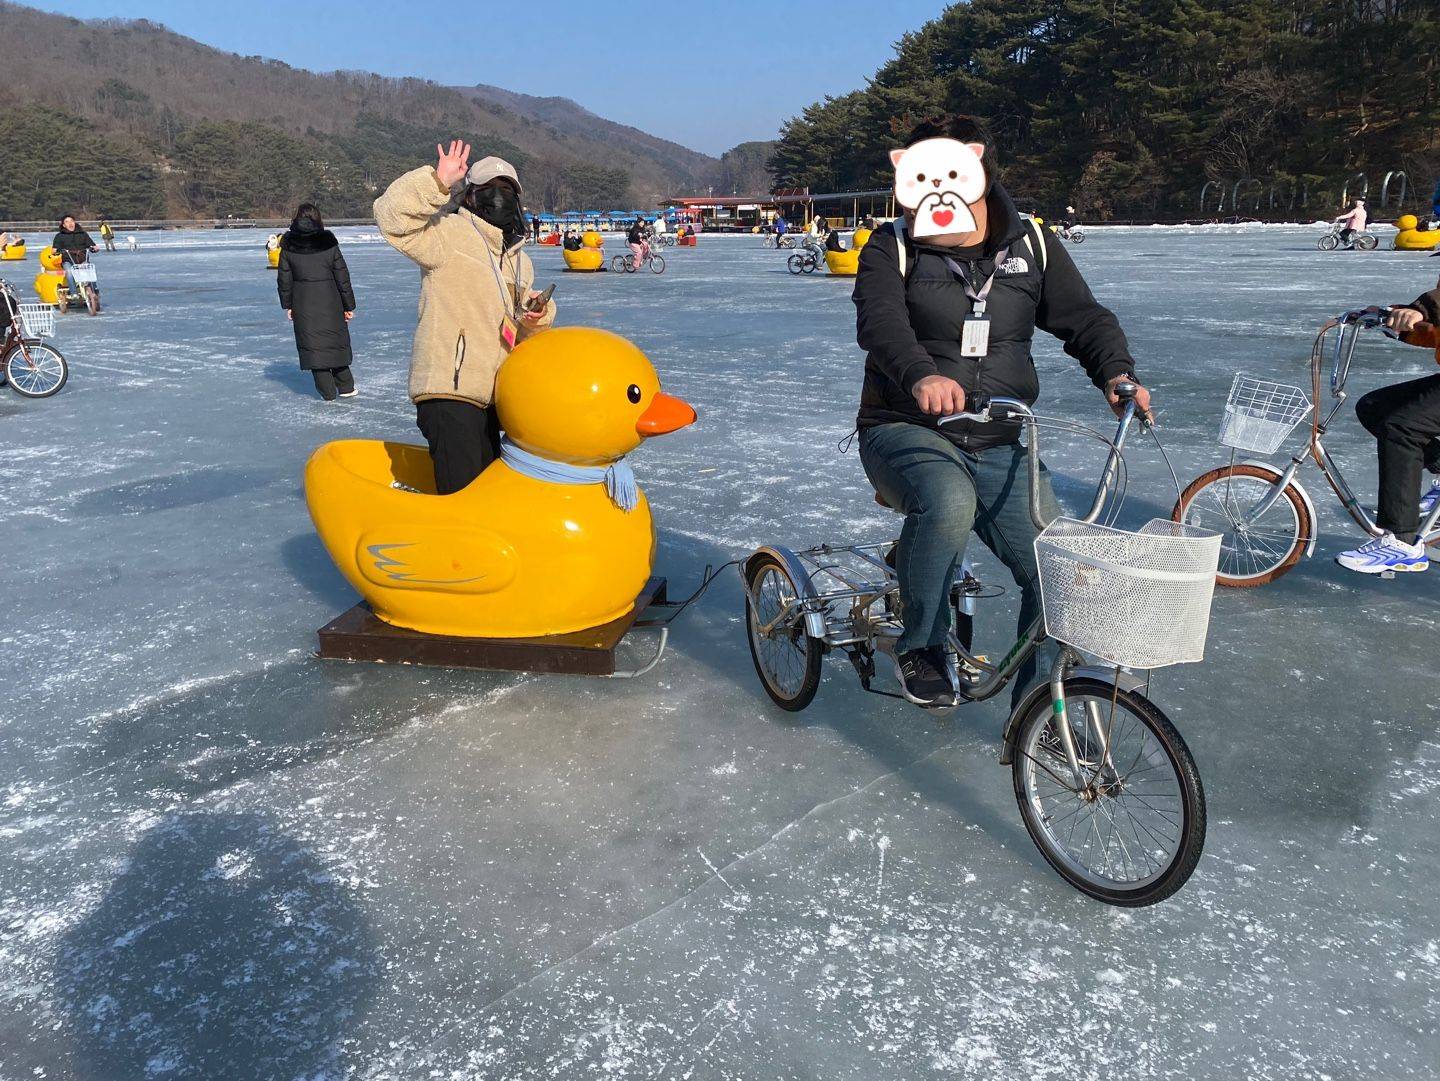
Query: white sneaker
1336 532 1429 575
339 389 358 398
1420 480 1440 516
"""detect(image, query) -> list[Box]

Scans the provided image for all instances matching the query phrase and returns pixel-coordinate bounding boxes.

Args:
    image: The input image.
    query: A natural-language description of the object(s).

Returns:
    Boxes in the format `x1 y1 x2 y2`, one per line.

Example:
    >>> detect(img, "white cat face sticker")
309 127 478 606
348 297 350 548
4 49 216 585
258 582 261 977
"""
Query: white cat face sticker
890 138 986 238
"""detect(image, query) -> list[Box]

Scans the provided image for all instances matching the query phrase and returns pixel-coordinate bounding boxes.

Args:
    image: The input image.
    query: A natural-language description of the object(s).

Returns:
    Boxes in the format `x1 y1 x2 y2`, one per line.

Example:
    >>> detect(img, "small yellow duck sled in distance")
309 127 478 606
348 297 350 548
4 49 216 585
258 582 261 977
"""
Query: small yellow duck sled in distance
305 328 695 639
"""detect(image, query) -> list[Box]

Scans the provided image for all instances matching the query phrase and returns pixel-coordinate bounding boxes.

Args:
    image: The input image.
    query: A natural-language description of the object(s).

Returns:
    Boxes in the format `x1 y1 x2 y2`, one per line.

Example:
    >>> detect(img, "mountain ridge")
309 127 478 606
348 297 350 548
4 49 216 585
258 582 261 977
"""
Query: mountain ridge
0 0 732 216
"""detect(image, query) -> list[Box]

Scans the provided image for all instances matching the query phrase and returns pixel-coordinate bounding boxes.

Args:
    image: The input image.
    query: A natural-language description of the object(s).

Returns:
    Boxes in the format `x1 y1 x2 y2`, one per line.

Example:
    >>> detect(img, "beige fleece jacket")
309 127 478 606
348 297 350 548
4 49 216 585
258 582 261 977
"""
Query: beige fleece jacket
374 166 556 406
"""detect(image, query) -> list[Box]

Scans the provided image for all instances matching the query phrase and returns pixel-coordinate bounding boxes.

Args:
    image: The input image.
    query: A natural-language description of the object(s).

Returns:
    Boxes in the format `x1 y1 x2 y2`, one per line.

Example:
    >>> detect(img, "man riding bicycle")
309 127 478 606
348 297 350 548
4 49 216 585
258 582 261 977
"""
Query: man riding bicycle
854 114 1151 707
53 215 97 264
1337 273 1440 574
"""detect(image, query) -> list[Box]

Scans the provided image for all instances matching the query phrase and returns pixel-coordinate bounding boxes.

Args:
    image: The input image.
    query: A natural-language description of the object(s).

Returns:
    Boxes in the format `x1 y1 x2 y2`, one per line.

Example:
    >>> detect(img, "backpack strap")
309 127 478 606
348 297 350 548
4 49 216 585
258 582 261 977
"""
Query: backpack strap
893 215 910 279
1020 215 1048 274
892 213 1048 279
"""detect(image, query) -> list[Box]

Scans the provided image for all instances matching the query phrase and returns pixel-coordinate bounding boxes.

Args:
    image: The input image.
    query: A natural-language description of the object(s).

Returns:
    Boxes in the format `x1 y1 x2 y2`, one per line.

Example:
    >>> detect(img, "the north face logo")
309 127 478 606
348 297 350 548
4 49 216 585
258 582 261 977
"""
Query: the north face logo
1000 256 1029 274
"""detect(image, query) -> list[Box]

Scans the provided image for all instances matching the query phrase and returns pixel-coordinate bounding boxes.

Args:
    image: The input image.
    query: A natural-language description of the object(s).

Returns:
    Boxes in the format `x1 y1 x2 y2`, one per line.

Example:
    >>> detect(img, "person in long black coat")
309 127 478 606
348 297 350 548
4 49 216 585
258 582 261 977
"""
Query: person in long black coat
277 204 357 400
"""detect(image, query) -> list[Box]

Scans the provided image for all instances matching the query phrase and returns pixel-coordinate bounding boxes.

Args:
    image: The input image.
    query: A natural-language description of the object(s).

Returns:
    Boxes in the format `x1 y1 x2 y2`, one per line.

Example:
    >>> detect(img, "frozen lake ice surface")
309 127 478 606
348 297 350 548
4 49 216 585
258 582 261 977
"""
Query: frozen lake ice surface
2 224 1438 1080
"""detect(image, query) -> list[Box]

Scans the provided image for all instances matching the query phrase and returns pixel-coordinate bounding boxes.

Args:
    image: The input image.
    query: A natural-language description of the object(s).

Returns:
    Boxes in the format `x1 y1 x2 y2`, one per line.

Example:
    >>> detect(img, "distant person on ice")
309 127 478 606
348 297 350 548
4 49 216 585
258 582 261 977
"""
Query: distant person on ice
277 203 357 402
1333 197 1367 248
99 219 116 252
374 139 556 495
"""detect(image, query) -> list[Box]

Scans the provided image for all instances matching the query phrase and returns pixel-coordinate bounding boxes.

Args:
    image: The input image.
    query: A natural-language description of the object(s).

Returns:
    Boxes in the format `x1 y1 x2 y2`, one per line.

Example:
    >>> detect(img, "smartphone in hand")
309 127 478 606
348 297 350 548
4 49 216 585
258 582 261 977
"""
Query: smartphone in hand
527 283 556 312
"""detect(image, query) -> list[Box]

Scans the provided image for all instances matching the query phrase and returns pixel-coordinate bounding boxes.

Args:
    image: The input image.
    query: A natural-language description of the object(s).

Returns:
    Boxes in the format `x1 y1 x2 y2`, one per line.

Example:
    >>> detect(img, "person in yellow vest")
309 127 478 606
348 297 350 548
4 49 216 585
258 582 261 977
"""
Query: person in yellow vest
374 140 557 494
98 220 116 252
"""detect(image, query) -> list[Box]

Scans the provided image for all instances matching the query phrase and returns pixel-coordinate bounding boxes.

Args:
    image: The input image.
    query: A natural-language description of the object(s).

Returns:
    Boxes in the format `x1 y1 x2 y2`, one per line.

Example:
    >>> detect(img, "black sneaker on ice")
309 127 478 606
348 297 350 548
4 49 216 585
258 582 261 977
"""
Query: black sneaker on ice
895 647 956 708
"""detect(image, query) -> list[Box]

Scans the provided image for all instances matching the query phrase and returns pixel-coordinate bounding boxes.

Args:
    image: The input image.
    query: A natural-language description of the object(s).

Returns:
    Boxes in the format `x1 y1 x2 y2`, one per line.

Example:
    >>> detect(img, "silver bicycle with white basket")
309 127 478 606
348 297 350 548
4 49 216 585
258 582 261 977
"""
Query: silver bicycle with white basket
1172 307 1434 585
742 385 1219 905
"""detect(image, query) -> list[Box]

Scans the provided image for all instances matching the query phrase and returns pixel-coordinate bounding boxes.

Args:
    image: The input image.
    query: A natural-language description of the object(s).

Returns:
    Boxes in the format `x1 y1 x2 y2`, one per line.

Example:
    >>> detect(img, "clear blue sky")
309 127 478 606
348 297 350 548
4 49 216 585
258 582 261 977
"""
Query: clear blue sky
33 0 952 155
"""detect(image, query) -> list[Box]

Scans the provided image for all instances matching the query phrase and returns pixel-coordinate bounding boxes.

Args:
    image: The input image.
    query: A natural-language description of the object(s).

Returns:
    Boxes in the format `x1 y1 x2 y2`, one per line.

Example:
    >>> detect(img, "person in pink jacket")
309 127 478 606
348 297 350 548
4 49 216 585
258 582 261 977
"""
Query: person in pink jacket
1334 198 1368 248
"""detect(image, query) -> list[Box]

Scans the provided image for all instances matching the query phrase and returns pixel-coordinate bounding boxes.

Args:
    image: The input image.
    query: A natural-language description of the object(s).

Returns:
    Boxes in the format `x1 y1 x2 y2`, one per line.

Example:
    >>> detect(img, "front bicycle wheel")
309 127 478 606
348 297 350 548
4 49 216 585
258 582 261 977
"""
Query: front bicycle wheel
1356 233 1378 251
1012 678 1205 906
649 254 665 274
1070 229 1085 244
744 555 822 711
4 341 68 398
787 253 804 275
1318 234 1338 251
84 285 99 316
1172 463 1309 586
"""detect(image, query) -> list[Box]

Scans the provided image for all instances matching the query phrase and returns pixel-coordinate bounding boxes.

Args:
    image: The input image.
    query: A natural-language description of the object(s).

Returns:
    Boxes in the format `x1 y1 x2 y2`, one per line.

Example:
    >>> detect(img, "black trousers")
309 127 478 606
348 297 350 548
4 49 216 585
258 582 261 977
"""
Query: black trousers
311 366 355 400
415 399 502 495
1355 374 1440 538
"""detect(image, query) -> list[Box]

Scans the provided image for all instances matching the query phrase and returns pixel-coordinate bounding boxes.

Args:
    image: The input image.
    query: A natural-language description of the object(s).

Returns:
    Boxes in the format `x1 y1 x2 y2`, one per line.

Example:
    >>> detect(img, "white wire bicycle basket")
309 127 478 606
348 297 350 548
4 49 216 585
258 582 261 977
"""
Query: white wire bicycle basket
67 264 98 285
1219 374 1311 455
17 302 57 339
1035 518 1222 670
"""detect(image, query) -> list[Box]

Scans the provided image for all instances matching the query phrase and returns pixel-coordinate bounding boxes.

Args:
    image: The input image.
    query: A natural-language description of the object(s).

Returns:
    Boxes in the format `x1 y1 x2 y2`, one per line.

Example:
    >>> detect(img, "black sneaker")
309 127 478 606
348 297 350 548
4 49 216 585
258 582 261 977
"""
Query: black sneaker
895 647 956 708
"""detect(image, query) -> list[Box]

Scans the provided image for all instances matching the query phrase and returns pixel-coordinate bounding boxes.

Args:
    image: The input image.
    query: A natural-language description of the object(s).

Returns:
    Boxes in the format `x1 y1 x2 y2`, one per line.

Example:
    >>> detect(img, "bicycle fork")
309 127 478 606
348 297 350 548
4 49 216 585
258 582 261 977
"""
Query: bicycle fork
1048 650 1114 789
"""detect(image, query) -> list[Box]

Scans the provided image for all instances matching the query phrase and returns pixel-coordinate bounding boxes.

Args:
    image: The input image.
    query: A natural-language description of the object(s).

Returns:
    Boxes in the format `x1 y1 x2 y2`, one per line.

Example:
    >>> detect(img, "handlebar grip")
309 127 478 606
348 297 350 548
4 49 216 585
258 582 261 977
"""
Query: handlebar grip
1111 380 1138 401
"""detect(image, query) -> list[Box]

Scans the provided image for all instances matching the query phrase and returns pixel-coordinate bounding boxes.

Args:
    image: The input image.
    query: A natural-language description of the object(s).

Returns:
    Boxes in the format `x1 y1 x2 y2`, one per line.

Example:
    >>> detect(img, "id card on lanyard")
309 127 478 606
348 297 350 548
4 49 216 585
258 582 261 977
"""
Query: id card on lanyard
945 248 1008 358
470 217 523 353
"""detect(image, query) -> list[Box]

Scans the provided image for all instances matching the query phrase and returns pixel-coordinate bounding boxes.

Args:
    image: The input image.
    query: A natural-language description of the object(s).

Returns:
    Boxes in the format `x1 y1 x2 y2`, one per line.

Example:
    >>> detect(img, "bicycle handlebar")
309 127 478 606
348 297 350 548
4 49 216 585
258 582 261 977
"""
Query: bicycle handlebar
937 390 1140 530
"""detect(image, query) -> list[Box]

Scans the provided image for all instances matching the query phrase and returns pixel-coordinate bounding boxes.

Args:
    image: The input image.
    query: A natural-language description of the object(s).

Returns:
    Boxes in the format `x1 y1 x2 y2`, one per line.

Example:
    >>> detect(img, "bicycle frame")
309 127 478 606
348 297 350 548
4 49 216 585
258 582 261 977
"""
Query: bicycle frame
746 396 1141 693
1239 309 1440 541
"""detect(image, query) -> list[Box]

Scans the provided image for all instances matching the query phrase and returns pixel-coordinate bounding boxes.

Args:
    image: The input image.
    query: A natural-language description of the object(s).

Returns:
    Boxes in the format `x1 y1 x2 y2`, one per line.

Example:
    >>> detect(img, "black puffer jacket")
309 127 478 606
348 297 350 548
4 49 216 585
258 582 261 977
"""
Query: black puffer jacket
52 228 96 259
853 182 1135 449
277 223 355 371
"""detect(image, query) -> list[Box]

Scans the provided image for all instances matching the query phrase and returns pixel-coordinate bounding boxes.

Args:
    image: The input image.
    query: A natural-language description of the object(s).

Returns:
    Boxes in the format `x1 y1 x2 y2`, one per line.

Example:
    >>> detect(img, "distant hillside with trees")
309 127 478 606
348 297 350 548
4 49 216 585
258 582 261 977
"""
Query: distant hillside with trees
770 0 1439 220
0 1 745 219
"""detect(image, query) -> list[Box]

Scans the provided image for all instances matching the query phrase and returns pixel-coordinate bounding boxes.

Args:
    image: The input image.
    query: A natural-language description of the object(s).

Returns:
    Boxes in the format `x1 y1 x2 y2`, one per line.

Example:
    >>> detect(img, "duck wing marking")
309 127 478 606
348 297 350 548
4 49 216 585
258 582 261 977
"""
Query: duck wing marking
356 530 516 594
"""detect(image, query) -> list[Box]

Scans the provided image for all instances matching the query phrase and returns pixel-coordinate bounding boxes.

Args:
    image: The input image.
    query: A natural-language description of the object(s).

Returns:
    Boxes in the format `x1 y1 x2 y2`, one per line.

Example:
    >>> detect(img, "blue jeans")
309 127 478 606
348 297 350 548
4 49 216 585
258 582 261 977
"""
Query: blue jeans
859 422 1060 706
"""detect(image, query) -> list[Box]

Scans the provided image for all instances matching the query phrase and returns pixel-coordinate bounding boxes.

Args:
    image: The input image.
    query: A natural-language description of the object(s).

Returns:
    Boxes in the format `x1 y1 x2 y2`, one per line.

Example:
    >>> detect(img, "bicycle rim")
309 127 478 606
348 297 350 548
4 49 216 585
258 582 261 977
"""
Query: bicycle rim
1179 469 1304 582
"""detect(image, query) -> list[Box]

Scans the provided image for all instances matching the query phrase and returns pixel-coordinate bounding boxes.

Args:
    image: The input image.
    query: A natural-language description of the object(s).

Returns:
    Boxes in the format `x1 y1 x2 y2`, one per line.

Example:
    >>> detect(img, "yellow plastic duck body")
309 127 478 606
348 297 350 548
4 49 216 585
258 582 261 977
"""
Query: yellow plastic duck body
852 227 873 249
826 248 860 276
1393 214 1440 251
2 241 26 261
563 231 605 271
268 246 281 268
305 327 696 638
34 246 65 303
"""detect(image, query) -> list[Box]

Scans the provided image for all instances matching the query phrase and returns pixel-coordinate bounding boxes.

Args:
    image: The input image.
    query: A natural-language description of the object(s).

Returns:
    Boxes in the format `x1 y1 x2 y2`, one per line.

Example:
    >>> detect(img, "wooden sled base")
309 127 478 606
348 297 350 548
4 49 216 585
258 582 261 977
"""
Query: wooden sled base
316 577 670 676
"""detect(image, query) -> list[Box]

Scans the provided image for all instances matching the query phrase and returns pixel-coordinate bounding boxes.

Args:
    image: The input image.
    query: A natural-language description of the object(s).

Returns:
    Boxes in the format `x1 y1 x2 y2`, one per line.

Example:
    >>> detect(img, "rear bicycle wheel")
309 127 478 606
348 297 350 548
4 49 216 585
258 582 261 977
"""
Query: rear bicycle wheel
1172 463 1309 586
4 341 68 398
1356 233 1378 251
1012 677 1205 906
1070 229 1085 244
744 555 822 711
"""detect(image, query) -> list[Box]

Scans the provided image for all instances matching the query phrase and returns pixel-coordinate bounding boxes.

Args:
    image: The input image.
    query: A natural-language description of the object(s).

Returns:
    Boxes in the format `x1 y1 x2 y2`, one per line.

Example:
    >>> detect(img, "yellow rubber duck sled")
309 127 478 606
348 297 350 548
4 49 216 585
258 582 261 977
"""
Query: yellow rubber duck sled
305 327 696 638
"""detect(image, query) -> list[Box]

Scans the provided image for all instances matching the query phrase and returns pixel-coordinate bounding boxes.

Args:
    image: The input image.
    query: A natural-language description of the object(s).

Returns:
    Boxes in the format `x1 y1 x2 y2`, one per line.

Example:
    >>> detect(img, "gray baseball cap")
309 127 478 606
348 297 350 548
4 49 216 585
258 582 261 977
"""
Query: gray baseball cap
465 156 521 193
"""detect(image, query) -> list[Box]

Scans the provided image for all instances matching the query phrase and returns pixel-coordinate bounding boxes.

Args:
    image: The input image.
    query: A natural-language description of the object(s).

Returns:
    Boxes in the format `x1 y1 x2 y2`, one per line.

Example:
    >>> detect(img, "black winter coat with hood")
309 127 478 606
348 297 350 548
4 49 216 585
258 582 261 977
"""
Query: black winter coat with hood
277 222 355 371
853 181 1135 450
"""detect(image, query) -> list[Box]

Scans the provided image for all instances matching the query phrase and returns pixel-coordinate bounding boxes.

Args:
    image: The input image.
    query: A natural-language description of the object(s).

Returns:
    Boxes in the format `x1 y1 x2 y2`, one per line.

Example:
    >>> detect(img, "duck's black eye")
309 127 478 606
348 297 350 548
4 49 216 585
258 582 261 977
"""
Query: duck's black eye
627 384 642 404
948 170 957 179
916 172 926 181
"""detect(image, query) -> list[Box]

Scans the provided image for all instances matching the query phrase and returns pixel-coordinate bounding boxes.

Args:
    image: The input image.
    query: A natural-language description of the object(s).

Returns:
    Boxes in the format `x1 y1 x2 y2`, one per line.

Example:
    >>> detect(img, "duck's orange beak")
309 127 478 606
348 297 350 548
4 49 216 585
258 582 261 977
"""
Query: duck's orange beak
637 391 696 436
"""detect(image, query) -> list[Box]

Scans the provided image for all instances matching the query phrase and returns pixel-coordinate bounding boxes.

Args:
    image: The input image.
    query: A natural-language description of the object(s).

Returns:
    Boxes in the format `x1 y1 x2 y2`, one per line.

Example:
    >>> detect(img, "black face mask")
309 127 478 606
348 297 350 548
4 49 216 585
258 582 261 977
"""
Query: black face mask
463 183 524 244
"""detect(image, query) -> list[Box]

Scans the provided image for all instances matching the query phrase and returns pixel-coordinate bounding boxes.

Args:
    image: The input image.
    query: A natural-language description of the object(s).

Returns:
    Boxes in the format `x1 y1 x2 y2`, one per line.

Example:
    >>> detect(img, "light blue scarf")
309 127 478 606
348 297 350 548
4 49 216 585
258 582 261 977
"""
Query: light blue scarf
499 437 639 512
